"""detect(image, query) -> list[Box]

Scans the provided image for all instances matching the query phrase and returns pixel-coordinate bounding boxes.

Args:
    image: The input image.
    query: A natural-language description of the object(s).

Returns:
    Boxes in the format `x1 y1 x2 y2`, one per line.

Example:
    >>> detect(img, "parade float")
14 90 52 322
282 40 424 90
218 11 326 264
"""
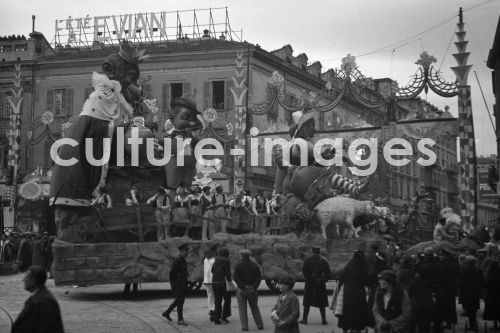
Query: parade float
50 8 483 289
49 41 393 290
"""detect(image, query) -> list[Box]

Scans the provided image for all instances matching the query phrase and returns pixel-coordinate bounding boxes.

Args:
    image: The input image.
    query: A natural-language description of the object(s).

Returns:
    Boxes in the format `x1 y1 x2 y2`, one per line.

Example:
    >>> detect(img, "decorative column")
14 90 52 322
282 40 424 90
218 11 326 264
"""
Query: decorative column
451 7 477 224
230 50 248 193
7 63 24 185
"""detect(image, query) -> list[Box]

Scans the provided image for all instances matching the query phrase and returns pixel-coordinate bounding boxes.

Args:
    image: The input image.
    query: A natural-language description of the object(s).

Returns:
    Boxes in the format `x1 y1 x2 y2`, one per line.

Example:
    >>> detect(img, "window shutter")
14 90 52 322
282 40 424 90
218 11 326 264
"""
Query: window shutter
0 92 4 118
65 88 73 116
183 82 191 94
46 89 53 112
162 83 170 115
203 81 211 110
225 79 233 110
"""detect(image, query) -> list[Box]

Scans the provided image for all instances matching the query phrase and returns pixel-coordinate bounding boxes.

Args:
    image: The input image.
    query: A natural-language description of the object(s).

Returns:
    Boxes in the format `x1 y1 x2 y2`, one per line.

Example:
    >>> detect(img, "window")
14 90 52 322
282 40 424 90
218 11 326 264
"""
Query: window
54 89 64 115
1 91 13 118
212 81 225 109
47 88 73 116
170 83 183 102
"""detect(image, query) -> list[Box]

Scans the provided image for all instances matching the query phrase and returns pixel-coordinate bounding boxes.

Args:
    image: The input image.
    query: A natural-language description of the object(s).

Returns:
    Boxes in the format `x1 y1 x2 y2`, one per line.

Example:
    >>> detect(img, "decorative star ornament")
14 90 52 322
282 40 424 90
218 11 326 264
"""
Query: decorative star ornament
341 54 357 75
415 52 437 69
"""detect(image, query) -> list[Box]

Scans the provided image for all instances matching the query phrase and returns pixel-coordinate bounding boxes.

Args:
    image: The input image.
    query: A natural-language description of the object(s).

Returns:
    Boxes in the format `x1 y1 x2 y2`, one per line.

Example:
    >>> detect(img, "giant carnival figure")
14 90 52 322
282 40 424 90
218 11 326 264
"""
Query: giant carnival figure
50 42 203 243
273 106 377 239
50 42 147 242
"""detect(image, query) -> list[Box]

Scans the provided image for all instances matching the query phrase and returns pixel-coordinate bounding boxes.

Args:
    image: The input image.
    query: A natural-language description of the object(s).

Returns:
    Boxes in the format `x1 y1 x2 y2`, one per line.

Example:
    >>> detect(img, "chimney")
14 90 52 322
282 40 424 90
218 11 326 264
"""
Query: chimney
32 15 35 33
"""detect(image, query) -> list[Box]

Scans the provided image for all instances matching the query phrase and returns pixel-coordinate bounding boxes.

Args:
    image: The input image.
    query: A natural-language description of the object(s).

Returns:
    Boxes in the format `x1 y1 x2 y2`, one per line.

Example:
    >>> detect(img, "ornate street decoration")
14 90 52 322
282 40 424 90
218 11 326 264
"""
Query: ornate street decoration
340 54 357 75
61 122 73 137
395 51 458 99
6 63 24 186
143 98 158 114
226 122 234 136
41 111 55 125
203 107 217 123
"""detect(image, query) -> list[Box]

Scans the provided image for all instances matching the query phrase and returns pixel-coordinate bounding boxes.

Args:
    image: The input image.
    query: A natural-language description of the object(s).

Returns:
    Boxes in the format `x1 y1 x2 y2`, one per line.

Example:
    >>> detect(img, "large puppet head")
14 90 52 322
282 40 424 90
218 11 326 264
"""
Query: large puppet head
102 41 148 112
169 93 203 131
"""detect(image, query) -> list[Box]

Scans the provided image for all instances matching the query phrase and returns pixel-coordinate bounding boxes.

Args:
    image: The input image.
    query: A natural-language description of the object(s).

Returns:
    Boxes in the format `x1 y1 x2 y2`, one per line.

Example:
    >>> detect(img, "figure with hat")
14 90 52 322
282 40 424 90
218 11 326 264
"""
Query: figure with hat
212 183 228 236
300 246 330 325
458 256 483 331
372 270 412 333
50 41 147 243
17 232 32 272
201 186 214 240
188 185 203 240
367 251 391 328
171 186 191 237
273 107 371 235
163 243 190 326
333 249 370 332
271 276 300 333
416 247 445 333
146 186 171 240
162 93 203 207
252 189 270 235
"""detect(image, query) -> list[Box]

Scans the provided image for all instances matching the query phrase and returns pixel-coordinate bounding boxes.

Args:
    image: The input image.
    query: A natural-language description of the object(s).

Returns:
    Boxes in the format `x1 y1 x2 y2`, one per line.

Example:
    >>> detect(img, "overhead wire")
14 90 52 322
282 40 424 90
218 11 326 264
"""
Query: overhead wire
353 0 495 59
438 28 456 72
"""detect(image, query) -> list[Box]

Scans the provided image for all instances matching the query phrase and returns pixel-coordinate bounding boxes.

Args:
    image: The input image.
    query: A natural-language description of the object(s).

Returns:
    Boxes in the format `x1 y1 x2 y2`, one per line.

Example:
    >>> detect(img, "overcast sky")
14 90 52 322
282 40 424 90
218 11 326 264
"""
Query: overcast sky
1 0 499 156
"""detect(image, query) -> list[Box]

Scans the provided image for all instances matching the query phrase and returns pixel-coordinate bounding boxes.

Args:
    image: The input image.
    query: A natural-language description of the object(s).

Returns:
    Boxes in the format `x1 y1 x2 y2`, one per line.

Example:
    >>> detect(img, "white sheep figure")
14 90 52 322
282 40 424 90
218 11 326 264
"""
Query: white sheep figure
315 196 375 239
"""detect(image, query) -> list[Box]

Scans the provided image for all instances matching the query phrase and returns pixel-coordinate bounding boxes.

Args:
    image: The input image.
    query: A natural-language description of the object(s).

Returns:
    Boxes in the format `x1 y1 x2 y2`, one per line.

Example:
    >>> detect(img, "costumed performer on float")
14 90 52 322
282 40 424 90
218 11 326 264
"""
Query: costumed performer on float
273 106 370 232
50 42 147 242
162 93 204 206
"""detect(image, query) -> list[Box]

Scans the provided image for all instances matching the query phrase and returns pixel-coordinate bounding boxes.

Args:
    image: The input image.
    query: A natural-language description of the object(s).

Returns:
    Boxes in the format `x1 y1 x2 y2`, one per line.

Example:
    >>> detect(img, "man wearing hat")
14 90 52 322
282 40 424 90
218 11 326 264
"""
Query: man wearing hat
300 246 330 325
163 93 203 206
146 186 171 240
201 186 214 240
372 270 411 333
163 243 190 326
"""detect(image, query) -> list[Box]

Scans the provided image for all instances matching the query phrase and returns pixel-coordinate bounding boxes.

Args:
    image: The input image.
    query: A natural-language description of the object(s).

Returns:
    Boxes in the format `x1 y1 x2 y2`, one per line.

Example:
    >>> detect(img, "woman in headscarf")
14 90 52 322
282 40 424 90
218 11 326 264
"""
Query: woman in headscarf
336 250 370 333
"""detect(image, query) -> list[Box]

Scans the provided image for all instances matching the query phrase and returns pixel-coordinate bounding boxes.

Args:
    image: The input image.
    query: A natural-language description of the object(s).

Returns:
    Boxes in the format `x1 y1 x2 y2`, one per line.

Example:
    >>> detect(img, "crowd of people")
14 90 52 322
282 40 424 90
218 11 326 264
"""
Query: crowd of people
93 182 286 240
332 244 500 332
0 231 54 276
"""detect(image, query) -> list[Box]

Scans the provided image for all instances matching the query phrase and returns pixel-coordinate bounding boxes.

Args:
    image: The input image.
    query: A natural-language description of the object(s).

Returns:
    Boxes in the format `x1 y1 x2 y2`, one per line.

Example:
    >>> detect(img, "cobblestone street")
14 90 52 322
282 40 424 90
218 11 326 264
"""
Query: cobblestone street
0 273 496 333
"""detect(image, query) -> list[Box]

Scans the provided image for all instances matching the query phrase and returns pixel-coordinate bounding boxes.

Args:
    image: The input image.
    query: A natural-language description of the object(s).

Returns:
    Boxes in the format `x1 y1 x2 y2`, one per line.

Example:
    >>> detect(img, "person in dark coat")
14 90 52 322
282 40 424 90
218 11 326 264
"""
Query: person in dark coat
437 250 459 328
483 261 500 330
367 251 391 328
408 270 435 333
162 244 189 326
373 270 412 333
233 249 264 331
300 246 330 325
458 255 483 330
31 236 45 268
336 249 370 332
211 248 232 324
396 255 415 292
17 234 32 272
12 266 64 333
271 276 300 333
416 248 444 333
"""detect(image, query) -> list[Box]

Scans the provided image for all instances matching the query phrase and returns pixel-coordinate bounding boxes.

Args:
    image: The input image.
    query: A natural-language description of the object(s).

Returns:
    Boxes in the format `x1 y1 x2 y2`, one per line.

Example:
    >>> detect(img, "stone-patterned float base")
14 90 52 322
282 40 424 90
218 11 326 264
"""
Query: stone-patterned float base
52 232 385 286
